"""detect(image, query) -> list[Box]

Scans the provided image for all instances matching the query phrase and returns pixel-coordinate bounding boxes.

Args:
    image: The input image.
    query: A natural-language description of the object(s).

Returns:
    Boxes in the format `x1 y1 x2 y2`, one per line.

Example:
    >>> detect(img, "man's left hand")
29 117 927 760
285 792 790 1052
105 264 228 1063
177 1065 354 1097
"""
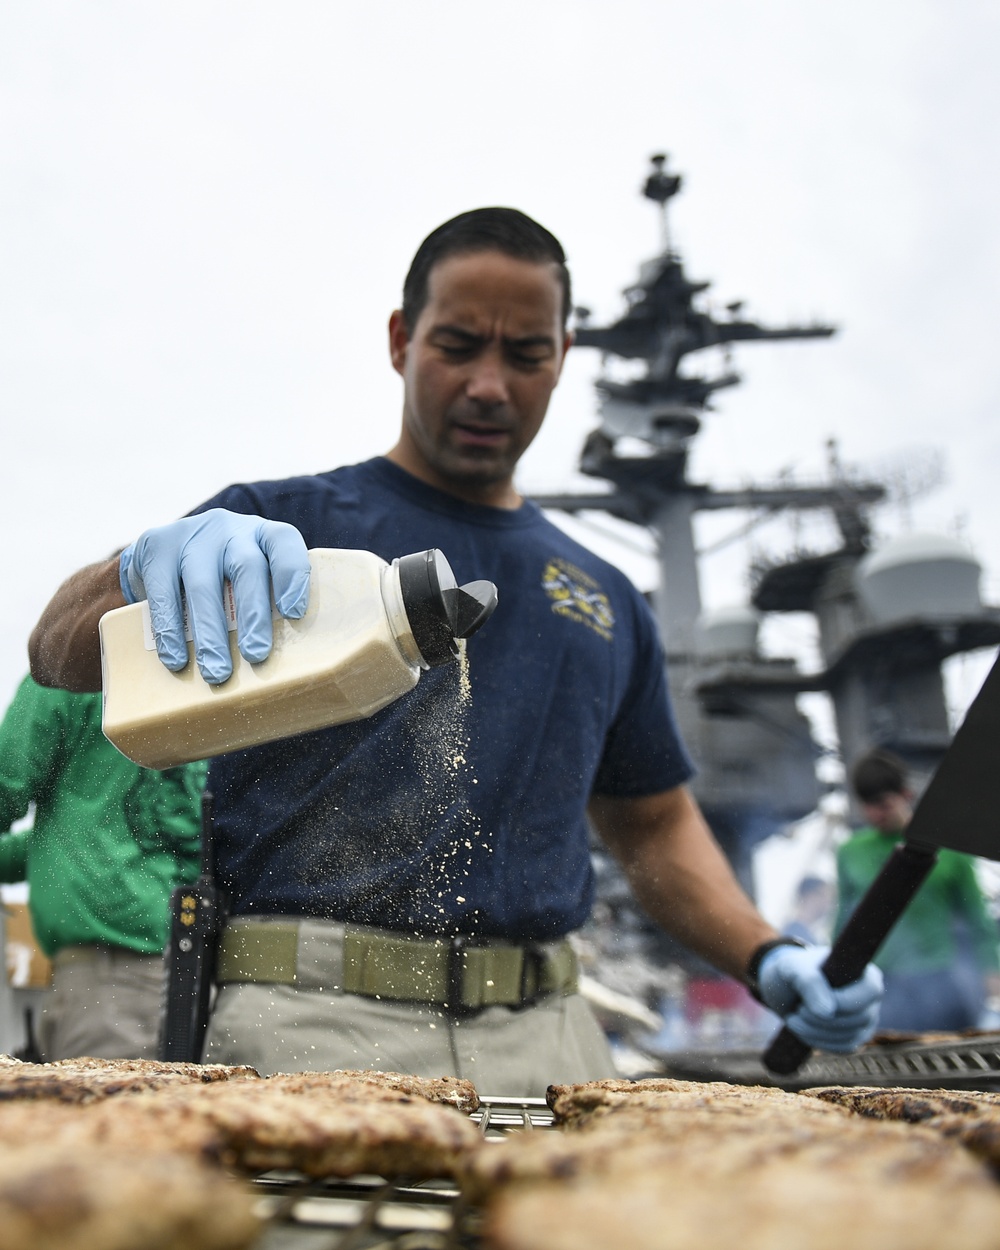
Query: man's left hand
757 943 884 1053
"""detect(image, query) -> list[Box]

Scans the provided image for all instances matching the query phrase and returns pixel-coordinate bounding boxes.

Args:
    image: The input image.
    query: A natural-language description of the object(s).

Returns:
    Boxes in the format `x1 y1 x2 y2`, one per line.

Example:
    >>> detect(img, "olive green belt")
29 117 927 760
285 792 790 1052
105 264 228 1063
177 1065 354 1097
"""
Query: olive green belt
216 916 578 1012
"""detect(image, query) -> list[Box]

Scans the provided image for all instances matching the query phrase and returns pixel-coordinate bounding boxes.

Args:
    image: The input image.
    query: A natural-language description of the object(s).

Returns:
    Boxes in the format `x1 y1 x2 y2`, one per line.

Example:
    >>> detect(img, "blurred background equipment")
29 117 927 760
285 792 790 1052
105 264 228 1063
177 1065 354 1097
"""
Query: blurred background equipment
535 156 1000 1069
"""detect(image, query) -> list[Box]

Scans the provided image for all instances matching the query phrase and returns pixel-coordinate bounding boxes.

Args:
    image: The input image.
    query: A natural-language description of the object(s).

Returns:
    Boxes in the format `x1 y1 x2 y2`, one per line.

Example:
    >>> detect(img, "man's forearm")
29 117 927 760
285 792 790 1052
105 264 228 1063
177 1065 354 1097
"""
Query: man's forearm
590 786 778 983
29 556 125 693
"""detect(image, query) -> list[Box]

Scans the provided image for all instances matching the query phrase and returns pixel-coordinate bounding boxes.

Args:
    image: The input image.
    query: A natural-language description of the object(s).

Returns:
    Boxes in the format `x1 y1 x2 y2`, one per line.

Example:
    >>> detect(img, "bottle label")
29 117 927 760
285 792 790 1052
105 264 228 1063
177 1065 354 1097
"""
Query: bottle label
140 582 239 651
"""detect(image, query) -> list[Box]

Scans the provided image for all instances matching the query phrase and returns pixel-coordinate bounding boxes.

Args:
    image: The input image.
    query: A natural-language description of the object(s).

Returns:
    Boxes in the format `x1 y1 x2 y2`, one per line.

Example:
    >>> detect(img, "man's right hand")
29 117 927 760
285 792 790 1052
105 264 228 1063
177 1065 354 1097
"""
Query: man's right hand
757 942 883 1053
119 510 311 684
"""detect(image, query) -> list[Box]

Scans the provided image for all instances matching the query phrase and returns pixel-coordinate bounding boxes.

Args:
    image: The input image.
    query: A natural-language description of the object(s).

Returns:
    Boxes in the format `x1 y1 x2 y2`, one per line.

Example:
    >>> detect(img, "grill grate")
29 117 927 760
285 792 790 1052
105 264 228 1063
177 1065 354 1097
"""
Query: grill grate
253 1096 552 1249
251 1039 1000 1247
657 1032 1000 1091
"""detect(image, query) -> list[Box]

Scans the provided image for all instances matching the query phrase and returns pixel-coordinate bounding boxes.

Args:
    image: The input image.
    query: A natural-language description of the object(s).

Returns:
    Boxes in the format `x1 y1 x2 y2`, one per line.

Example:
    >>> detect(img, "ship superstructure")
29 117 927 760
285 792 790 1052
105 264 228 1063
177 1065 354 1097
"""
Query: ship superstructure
534 155 1000 889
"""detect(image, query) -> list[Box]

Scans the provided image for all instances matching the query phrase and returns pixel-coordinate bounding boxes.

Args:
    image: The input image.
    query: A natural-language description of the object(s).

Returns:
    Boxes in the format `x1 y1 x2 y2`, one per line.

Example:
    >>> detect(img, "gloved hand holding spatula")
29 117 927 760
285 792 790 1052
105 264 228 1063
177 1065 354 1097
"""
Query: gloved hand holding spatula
759 653 1000 1076
750 939 883 1053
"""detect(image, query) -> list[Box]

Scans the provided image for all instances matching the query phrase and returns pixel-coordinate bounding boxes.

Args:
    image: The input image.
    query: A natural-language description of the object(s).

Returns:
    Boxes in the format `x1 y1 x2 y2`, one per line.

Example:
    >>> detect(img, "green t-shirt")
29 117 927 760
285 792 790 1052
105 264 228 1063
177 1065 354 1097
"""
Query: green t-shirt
0 675 205 957
835 826 1000 976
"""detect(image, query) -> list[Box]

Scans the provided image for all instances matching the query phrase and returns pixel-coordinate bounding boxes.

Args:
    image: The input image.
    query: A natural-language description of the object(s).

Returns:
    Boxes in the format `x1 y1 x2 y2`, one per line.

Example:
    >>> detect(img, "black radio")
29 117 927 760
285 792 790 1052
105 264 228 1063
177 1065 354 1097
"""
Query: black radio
158 791 224 1063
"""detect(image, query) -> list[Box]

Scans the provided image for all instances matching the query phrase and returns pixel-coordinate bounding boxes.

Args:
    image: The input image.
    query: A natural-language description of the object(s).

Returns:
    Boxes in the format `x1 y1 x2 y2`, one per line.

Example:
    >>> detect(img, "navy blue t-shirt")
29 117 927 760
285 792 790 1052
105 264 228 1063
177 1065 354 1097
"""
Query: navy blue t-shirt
194 458 693 940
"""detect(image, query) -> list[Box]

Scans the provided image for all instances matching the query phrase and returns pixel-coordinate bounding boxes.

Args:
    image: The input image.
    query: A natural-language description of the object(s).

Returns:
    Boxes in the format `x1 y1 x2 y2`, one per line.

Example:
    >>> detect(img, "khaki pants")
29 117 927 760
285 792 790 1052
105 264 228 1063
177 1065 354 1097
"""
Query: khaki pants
39 945 165 1062
204 982 616 1095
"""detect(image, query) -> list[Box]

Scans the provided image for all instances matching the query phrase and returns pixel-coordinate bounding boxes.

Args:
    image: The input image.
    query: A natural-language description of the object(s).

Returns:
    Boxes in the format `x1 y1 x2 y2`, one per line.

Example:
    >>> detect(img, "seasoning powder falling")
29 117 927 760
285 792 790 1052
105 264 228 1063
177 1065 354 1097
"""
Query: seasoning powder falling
406 640 490 929
294 638 491 938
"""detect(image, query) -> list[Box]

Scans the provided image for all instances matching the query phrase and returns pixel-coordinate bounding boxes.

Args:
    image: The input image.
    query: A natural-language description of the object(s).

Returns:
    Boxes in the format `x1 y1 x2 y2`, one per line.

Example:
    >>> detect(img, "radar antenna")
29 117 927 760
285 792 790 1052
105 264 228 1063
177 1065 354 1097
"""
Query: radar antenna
642 153 683 253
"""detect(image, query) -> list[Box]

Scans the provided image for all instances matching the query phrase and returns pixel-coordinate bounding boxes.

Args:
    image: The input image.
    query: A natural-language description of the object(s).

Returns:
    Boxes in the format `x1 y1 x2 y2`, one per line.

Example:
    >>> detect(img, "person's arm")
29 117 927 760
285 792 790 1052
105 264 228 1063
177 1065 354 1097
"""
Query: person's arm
0 699 47 884
0 830 29 885
589 785 777 980
833 840 861 938
29 556 124 693
949 855 1000 975
590 784 884 1052
0 677 64 832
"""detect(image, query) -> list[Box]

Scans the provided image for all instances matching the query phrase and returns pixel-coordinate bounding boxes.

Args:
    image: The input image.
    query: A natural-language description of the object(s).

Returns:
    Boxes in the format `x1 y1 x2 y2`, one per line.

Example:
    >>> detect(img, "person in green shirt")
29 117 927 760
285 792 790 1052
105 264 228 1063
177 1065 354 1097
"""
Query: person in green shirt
836 748 1000 1033
0 674 205 1060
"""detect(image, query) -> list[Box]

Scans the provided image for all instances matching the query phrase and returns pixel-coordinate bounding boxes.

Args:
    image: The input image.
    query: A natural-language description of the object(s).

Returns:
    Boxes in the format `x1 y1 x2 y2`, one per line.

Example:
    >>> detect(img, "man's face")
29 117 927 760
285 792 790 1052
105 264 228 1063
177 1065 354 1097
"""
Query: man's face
860 789 913 835
387 250 571 508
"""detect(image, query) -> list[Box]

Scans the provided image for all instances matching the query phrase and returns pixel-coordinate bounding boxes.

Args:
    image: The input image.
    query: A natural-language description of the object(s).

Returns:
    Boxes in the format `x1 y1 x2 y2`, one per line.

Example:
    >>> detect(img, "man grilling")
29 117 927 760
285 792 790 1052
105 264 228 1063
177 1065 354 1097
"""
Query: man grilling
28 208 883 1092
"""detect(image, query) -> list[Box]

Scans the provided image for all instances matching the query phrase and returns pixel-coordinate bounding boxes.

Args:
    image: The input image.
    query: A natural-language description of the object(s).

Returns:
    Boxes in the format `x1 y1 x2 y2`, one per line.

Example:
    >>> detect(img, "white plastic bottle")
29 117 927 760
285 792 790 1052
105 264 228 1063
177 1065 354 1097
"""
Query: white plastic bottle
99 548 497 769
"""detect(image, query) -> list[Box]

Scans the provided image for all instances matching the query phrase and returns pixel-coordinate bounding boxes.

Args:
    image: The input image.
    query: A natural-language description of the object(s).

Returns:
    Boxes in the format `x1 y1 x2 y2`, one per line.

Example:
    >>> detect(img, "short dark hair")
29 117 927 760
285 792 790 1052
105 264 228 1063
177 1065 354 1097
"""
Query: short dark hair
401 207 572 334
851 749 908 803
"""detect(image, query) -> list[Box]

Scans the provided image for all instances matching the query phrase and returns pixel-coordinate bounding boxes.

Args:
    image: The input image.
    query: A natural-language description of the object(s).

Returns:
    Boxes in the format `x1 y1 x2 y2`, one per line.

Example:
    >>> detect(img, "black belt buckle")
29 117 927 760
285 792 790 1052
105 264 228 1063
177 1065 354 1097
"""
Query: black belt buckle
519 943 547 1008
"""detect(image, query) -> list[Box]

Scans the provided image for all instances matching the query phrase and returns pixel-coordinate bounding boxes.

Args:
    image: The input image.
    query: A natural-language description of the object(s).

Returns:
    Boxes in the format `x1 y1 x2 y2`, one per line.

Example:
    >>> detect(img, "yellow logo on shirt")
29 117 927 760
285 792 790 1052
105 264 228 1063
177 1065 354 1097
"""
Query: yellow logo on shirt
542 559 615 641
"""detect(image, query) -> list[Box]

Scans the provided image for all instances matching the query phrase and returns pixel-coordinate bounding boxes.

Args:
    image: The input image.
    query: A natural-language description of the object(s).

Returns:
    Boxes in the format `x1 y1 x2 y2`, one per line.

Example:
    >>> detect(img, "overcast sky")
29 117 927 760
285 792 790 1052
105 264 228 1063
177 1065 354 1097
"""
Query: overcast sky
3 2 999 873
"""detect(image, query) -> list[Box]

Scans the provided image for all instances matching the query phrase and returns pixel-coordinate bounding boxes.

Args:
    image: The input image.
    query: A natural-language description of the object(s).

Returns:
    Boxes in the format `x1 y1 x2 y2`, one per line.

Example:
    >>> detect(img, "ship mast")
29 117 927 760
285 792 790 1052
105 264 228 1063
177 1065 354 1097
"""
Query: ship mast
533 155 881 883
534 155 1000 878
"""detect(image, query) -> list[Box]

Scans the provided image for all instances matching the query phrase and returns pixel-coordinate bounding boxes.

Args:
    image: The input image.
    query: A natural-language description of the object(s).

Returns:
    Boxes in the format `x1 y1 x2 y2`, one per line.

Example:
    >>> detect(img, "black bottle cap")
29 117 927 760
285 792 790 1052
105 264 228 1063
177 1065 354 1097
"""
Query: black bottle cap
395 549 498 668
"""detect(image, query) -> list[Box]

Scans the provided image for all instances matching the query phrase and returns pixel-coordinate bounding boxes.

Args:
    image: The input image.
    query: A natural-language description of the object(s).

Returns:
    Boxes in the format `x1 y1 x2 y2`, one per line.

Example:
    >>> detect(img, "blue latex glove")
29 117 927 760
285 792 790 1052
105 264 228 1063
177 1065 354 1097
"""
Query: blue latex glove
119 509 311 685
977 1005 1000 1031
758 943 884 1053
